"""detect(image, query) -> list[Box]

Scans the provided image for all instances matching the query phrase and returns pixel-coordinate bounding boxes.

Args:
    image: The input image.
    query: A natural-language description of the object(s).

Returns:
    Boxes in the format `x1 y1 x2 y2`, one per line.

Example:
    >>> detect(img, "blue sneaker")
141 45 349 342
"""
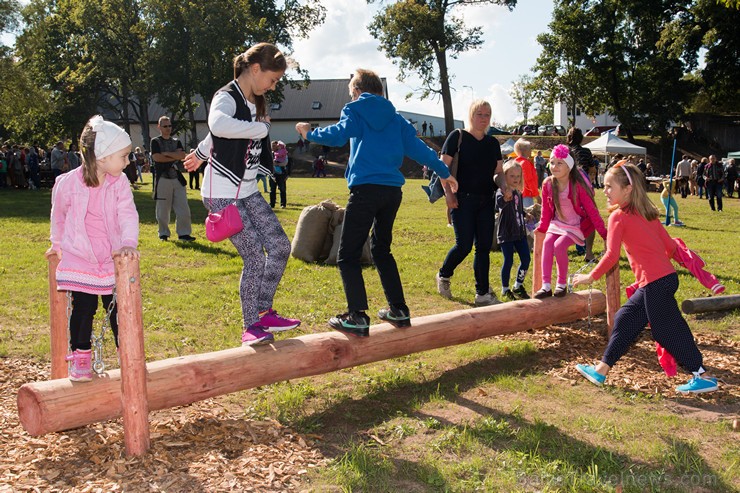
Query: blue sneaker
676 376 718 394
576 364 606 386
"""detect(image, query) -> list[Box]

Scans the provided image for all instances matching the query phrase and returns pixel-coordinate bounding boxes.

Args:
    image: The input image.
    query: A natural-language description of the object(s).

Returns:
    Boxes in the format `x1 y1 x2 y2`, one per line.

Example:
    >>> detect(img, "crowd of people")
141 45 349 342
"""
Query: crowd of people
5 41 726 396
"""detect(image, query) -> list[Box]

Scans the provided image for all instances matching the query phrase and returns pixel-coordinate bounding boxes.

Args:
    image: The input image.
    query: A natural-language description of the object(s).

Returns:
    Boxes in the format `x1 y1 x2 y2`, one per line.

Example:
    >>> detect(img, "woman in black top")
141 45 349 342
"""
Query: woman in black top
436 100 504 306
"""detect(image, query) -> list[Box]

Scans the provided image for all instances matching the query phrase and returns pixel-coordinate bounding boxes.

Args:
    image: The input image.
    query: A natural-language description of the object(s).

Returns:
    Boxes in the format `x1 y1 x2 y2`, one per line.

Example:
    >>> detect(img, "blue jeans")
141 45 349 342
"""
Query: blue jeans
439 193 495 295
339 184 404 311
500 237 531 288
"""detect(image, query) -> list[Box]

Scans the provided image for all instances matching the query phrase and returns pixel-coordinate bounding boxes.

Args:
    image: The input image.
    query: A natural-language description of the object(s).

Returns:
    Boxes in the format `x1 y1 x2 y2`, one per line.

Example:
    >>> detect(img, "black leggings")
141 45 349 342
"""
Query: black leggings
70 292 118 351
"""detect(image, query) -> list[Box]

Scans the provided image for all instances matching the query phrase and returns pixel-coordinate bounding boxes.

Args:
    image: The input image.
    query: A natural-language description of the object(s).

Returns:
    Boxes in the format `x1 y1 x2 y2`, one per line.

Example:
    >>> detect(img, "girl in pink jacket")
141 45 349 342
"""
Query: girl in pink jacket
534 144 606 298
46 115 140 382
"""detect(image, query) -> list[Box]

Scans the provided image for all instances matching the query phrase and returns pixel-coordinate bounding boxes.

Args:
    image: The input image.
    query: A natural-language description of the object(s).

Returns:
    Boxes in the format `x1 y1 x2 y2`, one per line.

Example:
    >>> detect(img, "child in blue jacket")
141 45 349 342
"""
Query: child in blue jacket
296 69 458 337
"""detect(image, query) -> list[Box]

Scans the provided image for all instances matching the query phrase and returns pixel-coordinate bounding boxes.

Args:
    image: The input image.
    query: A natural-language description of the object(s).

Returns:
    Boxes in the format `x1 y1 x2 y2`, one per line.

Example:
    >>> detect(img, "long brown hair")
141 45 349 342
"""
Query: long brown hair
233 42 287 120
548 153 596 220
606 164 659 220
79 119 100 188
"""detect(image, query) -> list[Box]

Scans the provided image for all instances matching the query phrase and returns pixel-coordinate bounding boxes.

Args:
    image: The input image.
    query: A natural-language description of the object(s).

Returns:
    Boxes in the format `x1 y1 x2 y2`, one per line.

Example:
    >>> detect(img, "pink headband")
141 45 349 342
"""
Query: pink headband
552 144 574 169
623 166 633 186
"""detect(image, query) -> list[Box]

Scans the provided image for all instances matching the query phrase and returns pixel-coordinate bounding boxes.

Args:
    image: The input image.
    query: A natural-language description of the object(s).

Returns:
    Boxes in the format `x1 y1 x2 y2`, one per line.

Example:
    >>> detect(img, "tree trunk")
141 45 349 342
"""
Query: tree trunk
435 48 455 135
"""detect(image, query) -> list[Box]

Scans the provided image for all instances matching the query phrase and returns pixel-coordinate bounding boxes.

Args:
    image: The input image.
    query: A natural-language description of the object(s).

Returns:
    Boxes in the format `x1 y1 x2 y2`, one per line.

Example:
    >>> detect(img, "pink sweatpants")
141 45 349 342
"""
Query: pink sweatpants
542 233 575 285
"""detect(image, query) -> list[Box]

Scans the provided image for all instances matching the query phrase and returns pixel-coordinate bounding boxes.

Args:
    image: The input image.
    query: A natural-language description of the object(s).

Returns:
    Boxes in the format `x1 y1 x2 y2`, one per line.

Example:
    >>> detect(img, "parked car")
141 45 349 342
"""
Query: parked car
487 126 511 136
513 124 537 135
537 125 567 136
585 125 617 136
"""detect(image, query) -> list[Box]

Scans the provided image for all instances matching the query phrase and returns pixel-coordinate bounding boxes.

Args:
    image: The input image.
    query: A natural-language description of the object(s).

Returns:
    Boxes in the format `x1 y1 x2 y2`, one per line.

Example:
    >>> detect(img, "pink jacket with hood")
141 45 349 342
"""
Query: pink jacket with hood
50 166 139 269
535 178 607 240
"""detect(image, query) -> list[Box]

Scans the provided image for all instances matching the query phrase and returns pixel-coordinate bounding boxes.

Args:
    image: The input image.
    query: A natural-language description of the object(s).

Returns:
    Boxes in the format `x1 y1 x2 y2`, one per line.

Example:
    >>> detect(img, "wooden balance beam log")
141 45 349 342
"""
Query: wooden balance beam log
681 294 740 315
18 290 605 437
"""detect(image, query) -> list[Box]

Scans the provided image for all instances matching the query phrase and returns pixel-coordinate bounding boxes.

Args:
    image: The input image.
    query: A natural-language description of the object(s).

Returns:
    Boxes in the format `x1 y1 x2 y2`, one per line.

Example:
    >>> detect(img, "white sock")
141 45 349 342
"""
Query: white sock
502 287 510 294
693 367 706 378
513 282 522 289
556 283 567 290
542 283 551 291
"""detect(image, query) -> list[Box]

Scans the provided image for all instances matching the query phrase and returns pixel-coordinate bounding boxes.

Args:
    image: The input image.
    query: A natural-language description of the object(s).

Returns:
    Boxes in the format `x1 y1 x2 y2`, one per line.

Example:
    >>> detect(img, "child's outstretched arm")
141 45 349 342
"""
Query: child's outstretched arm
575 212 625 286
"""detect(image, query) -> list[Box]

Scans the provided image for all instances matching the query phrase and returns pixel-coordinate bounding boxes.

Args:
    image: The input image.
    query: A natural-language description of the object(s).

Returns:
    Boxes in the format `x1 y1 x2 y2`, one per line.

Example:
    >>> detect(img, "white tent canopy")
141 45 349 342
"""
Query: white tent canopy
500 138 516 155
583 132 647 155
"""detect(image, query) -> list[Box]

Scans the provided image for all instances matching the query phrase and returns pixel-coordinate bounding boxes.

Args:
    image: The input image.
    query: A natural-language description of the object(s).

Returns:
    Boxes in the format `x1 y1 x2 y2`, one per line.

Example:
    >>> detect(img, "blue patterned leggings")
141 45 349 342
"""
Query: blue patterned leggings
205 192 291 328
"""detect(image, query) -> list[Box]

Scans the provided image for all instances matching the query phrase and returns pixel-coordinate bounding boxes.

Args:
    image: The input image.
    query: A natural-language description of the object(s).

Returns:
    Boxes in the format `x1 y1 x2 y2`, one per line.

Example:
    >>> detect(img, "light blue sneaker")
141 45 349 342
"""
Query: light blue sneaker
576 364 606 386
676 376 718 394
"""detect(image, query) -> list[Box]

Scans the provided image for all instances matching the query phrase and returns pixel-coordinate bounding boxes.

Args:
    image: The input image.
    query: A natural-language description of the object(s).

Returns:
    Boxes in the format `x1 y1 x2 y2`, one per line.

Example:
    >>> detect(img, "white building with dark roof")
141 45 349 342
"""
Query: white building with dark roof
110 77 459 149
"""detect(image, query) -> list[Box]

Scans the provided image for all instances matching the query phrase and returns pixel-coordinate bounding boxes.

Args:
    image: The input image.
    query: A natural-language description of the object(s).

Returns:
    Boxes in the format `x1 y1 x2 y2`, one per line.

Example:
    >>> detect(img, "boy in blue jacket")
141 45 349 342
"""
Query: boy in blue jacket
296 69 458 337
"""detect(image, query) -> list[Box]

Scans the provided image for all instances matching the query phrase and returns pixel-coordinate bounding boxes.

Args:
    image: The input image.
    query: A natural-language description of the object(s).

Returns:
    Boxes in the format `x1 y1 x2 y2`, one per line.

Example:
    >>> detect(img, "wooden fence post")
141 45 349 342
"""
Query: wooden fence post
532 231 544 295
48 256 68 380
604 264 621 338
113 255 150 457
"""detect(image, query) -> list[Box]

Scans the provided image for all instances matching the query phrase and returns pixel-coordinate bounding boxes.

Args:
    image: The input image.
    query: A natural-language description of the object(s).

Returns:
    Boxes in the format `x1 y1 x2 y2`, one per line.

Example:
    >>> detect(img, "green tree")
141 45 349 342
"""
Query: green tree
531 0 598 129
12 0 102 143
534 0 693 139
368 0 516 135
146 0 325 147
659 0 740 113
509 75 537 124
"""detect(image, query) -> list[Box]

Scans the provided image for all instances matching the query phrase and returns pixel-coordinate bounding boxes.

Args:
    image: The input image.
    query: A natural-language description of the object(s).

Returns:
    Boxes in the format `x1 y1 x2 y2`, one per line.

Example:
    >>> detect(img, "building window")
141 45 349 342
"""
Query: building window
270 103 281 111
312 101 322 110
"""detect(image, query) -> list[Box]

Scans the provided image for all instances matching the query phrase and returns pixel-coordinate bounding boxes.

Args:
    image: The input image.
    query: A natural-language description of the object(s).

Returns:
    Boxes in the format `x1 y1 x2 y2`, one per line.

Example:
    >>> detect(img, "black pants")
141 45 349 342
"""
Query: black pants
189 171 200 189
338 184 403 312
269 174 287 207
70 292 118 351
707 181 723 211
439 193 495 295
602 273 702 373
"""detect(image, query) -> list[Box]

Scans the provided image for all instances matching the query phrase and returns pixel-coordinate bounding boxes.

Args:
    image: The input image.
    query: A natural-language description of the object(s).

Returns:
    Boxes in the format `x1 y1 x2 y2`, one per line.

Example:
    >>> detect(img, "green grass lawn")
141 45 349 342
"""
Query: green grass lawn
0 175 738 492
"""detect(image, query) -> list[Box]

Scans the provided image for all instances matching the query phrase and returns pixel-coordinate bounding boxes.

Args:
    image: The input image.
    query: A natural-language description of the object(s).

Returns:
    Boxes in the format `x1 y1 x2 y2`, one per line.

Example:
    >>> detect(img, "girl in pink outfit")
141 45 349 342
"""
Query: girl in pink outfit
46 115 140 382
534 144 606 298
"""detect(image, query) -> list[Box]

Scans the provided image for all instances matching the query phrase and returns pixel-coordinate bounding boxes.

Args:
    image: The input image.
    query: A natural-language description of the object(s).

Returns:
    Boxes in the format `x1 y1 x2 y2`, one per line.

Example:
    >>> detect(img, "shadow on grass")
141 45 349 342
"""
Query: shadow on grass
281 333 737 492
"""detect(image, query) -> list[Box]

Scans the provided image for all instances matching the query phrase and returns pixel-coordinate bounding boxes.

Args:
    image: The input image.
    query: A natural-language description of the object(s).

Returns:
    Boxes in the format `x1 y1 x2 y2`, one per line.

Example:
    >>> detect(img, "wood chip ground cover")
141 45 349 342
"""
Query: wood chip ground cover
1 320 736 491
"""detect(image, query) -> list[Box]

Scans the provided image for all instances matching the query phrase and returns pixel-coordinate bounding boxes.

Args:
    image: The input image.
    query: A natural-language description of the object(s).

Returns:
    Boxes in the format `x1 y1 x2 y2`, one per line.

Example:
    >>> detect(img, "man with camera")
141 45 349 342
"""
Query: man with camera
151 116 195 241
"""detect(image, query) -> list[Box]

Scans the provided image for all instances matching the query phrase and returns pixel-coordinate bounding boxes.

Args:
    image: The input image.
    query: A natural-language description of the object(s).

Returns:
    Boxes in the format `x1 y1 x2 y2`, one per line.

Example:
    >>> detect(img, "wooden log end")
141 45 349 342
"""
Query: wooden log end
17 383 45 436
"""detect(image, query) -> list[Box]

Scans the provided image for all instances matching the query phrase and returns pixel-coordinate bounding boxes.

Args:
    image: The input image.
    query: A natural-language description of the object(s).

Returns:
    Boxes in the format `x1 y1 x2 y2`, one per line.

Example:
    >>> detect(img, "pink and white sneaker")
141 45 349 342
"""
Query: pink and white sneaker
259 308 301 333
241 324 274 347
66 349 93 382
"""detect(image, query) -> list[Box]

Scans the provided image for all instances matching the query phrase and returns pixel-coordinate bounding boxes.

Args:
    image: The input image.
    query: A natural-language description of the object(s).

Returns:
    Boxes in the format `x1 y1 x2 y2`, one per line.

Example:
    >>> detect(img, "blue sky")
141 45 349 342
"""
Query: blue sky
291 0 554 126
2 0 554 126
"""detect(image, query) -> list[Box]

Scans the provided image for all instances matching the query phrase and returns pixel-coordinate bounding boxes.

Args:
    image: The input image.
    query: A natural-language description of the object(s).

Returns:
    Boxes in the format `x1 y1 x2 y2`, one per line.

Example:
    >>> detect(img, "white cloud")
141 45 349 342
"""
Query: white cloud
289 0 551 126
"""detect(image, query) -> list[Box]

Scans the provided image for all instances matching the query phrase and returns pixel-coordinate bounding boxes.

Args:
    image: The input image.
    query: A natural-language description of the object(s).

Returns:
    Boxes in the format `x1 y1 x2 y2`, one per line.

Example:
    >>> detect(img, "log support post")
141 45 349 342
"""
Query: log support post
113 255 150 457
48 256 68 380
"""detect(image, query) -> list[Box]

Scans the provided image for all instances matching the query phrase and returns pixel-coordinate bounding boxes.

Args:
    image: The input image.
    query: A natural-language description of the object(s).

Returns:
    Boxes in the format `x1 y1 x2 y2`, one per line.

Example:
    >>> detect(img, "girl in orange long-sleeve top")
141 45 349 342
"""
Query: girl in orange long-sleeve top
572 163 718 394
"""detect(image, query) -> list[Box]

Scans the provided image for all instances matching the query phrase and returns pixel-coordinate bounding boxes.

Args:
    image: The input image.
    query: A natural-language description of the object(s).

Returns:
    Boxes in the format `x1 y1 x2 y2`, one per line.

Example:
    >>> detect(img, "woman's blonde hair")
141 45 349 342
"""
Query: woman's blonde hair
606 163 659 220
466 100 491 132
79 119 100 188
233 42 287 120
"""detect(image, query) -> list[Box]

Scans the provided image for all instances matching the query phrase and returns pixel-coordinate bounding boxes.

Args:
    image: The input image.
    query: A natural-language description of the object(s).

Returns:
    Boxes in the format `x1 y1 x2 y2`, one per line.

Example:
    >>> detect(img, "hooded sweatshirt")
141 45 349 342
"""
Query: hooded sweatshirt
306 93 450 188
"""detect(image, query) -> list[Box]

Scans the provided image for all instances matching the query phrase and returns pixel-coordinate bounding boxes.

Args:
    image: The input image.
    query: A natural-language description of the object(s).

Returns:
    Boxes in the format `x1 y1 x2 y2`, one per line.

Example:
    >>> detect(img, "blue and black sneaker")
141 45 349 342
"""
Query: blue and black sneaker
378 304 411 328
329 311 370 337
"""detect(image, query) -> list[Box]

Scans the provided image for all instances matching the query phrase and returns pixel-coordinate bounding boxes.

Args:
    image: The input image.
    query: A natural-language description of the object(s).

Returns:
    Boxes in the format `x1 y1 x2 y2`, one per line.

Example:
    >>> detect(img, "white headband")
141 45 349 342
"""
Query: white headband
563 154 574 170
90 115 131 160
